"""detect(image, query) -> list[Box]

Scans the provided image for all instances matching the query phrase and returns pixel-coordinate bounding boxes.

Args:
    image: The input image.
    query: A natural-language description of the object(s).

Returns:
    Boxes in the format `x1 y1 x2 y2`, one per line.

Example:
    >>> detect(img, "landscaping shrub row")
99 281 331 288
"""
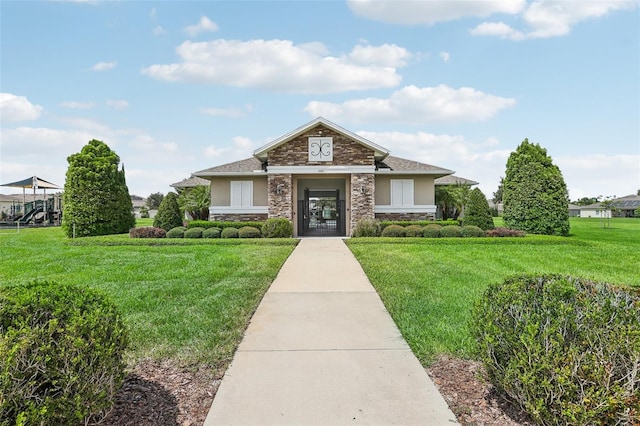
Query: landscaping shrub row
353 219 525 238
134 218 294 239
379 219 460 229
187 220 266 230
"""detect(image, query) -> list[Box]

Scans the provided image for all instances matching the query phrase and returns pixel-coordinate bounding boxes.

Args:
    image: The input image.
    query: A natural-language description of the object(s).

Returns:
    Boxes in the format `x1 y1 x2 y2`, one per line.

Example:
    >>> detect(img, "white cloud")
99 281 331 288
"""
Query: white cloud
152 25 166 36
91 61 117 71
184 16 219 37
204 136 262 161
347 0 526 25
439 51 450 63
60 101 96 109
0 93 43 123
106 99 129 110
304 84 516 124
142 40 407 93
471 1 638 40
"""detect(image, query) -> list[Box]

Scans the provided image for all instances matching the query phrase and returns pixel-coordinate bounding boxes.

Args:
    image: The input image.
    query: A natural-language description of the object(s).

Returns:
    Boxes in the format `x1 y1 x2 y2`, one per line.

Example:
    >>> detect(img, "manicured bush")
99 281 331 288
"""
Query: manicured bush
464 188 495 230
184 227 204 238
404 224 424 237
166 226 186 238
485 227 526 237
0 281 128 424
379 219 458 229
187 220 211 229
439 225 462 238
352 218 381 237
461 225 485 238
202 227 221 238
422 224 442 238
261 218 293 238
472 275 640 425
381 224 406 237
221 227 239 238
129 226 166 238
153 192 183 231
238 226 261 238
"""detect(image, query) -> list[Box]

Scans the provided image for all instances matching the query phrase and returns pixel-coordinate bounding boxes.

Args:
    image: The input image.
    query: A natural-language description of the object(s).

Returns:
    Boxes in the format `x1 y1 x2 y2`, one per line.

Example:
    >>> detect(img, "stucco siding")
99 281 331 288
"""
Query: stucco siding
210 176 268 207
374 174 435 206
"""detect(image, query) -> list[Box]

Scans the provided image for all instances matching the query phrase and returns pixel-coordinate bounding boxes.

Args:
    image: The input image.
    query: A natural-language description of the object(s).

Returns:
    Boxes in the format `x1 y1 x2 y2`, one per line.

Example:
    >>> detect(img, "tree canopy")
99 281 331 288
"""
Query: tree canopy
146 192 164 210
177 185 210 221
62 139 135 237
153 192 183 231
503 139 570 236
464 188 495 230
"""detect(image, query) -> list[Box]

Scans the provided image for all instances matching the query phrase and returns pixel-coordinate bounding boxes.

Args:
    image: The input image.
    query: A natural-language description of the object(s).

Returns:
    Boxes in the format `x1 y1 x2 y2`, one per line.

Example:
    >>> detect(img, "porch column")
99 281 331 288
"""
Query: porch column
350 173 375 234
268 174 293 220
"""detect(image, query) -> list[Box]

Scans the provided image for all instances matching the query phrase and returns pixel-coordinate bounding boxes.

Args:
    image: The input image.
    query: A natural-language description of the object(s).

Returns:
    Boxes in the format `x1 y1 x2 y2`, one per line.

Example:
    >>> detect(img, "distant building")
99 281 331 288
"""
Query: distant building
580 194 640 218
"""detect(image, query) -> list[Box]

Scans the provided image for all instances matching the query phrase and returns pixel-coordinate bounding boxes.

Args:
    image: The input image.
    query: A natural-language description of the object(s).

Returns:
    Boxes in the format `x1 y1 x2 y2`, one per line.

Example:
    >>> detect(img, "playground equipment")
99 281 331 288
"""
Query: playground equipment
0 176 63 226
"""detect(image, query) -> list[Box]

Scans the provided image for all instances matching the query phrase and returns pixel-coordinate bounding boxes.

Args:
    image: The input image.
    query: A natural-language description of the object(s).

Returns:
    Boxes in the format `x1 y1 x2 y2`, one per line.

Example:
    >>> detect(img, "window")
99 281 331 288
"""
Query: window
390 179 414 206
230 181 253 207
308 137 333 162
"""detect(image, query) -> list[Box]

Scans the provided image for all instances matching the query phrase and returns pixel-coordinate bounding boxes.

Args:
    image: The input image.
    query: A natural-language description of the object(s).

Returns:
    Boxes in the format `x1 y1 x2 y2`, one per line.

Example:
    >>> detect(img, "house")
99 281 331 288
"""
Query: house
188 117 474 237
580 194 640 218
568 203 581 217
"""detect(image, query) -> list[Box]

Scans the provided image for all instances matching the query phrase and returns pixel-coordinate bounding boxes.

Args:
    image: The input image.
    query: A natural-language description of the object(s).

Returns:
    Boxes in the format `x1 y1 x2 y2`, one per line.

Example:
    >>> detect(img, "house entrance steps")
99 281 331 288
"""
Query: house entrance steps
204 238 459 425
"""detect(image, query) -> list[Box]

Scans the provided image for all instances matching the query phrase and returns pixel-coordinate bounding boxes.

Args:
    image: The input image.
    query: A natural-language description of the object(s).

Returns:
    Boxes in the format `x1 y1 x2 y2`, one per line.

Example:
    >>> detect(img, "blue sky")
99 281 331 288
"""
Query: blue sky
1 0 639 201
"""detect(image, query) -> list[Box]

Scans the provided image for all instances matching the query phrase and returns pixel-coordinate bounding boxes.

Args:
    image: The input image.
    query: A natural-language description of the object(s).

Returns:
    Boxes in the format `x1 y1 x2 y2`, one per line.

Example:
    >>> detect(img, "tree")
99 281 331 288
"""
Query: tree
492 177 504 205
153 192 183 231
146 192 164 210
464 188 495 230
177 185 210 220
573 196 600 206
62 140 135 237
436 184 471 220
503 139 570 236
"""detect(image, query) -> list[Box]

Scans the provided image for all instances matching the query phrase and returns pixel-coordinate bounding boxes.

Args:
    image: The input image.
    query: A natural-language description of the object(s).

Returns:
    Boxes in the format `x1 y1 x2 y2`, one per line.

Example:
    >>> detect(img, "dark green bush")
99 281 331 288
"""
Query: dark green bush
261 218 293 238
202 227 221 238
464 188 495 230
166 226 185 238
472 275 640 425
153 192 183 231
404 224 424 237
238 226 261 238
381 224 406 237
422 224 442 238
221 227 239 238
439 225 462 238
187 220 211 229
184 227 204 238
379 219 458 229
352 218 381 237
129 226 166 238
0 281 128 424
207 221 266 230
461 225 485 237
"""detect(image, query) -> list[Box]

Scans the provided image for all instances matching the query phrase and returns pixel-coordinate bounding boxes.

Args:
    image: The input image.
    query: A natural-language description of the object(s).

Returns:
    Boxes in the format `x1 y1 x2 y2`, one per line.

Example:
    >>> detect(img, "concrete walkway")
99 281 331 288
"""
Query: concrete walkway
204 238 459 425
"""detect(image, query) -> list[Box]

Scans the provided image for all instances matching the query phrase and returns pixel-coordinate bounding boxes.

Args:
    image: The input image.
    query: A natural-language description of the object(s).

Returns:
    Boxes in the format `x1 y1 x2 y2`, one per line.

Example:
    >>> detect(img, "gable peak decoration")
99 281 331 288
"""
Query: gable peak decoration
308 137 333 162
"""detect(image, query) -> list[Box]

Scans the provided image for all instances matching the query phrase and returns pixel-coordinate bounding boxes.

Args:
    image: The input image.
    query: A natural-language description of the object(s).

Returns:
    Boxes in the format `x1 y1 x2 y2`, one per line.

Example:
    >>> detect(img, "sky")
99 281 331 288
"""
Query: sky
1 0 639 201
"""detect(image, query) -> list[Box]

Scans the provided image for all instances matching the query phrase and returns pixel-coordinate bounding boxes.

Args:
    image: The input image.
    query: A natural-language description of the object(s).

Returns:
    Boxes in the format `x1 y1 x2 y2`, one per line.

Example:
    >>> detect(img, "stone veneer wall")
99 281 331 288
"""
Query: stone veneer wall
375 212 436 221
210 213 268 222
268 124 375 167
268 174 293 219
350 173 375 233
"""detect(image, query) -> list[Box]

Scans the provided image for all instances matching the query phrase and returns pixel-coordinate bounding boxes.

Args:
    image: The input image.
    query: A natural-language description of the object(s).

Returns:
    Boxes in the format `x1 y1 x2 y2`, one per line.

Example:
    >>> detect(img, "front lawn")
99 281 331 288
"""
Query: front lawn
0 225 296 366
346 218 640 366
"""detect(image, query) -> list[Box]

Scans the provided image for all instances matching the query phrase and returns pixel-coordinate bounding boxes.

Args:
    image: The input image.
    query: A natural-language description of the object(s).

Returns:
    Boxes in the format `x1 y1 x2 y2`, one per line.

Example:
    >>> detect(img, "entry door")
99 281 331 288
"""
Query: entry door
297 189 345 237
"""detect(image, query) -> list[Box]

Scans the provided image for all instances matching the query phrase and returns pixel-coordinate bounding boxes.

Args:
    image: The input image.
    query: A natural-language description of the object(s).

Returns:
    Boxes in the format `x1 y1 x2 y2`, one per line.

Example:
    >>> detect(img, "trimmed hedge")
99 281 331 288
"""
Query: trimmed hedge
184 227 204 238
381 224 406 237
379 219 459 229
1 281 128 424
238 226 261 238
439 225 463 238
352 218 381 237
129 226 166 238
461 225 485 238
261 218 293 238
202 227 221 238
472 275 640 425
166 226 186 238
221 227 239 238
422 224 442 238
188 220 265 230
404 224 424 237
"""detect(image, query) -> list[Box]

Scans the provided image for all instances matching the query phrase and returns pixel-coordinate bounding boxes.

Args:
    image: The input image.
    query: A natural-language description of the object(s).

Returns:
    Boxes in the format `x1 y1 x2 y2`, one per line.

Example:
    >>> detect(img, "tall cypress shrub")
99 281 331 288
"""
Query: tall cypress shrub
464 188 495 230
503 139 570 236
153 192 183 231
62 140 135 237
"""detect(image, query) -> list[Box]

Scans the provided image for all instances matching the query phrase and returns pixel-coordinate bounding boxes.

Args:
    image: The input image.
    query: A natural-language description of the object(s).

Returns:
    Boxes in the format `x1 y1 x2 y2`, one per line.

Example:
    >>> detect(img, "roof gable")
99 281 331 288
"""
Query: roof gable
253 117 389 161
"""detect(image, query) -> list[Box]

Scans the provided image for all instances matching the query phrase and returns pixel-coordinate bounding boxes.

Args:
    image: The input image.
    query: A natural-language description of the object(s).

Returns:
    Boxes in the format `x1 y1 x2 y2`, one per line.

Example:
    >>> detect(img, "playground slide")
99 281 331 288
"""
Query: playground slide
18 206 44 225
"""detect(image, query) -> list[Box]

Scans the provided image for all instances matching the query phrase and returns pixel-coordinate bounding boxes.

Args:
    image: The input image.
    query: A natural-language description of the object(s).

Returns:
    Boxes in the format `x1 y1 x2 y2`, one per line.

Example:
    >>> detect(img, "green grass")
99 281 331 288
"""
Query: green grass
346 217 640 366
0 225 296 367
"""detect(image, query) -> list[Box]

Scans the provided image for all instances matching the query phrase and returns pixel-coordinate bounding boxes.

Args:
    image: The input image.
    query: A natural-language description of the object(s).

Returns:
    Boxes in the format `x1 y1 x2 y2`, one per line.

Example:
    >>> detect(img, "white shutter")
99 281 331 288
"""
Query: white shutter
230 181 243 207
391 180 403 206
403 180 414 206
241 181 252 207
390 179 414 206
230 181 253 207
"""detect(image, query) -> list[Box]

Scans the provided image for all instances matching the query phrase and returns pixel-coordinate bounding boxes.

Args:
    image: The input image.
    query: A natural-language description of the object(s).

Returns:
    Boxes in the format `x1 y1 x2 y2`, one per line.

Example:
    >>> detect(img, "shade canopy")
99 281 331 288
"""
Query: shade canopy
1 176 62 190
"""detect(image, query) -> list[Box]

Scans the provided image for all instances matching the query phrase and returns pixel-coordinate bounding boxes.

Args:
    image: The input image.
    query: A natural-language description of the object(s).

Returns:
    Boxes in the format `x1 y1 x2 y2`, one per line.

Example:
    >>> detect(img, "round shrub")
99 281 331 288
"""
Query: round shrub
261 218 293 238
472 275 640 425
439 225 462 238
153 191 183 231
238 226 261 238
129 226 166 238
352 218 381 237
422 224 442 238
184 227 204 238
166 226 185 238
381 224 406 237
404 224 424 237
461 225 485 238
202 227 221 238
221 227 239 238
0 281 128 424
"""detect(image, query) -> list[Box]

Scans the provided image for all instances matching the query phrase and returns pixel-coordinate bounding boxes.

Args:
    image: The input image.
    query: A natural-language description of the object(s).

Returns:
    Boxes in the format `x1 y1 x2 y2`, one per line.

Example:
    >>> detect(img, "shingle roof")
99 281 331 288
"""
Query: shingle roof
376 155 454 176
581 194 640 210
170 176 211 188
434 175 479 186
193 157 264 176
